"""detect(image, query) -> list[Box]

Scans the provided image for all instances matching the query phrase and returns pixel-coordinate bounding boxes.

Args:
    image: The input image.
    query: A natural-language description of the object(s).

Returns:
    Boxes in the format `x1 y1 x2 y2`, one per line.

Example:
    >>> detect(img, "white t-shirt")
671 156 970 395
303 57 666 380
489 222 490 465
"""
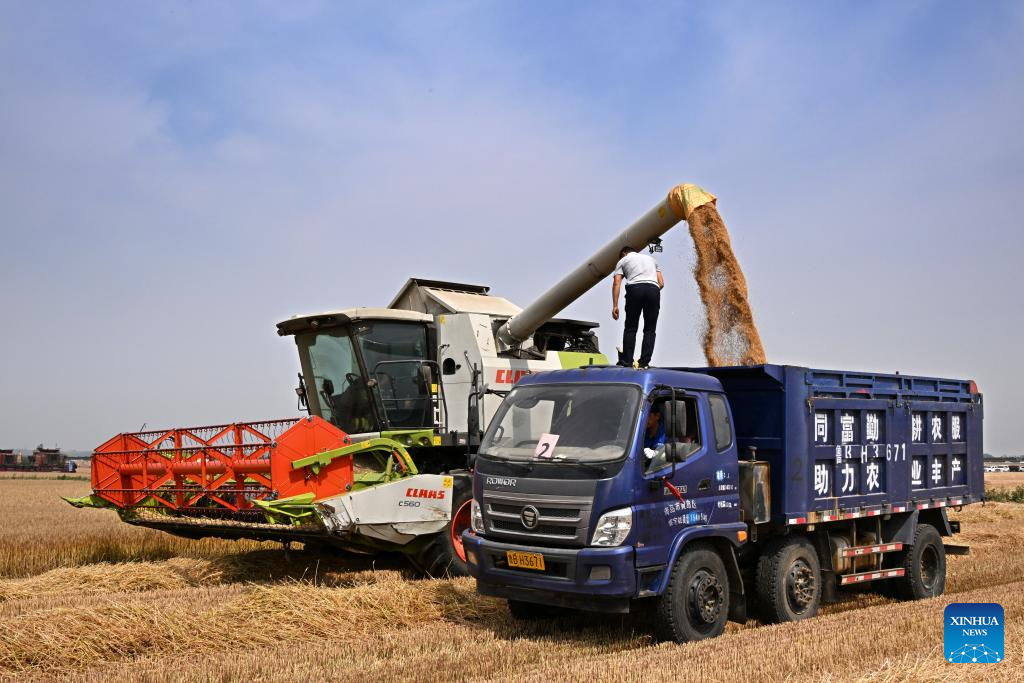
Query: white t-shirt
613 252 661 286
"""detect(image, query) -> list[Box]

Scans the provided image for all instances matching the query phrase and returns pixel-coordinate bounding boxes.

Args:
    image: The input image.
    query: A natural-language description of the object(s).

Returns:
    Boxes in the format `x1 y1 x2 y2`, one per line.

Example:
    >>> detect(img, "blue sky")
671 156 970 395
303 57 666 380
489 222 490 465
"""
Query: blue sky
1 1 1021 453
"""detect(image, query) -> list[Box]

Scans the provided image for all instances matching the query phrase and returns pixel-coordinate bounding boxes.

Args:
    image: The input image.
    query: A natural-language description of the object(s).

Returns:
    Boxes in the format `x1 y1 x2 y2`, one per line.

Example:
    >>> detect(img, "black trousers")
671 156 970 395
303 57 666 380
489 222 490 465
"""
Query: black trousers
621 283 661 367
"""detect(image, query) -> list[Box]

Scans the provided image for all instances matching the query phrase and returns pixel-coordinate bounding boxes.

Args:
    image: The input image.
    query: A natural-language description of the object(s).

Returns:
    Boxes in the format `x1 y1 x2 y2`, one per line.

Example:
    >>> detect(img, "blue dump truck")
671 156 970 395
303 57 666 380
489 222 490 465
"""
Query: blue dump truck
462 364 983 642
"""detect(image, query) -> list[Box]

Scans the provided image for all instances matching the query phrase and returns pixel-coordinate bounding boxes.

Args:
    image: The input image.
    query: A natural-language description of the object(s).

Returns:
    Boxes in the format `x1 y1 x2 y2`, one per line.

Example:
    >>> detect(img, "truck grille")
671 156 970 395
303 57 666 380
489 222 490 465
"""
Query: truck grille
488 503 580 520
482 491 593 547
491 519 578 537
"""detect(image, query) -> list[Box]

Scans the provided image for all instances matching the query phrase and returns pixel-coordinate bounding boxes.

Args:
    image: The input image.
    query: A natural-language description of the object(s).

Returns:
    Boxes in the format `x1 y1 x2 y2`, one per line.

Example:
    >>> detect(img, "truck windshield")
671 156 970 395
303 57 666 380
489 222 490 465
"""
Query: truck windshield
480 384 641 462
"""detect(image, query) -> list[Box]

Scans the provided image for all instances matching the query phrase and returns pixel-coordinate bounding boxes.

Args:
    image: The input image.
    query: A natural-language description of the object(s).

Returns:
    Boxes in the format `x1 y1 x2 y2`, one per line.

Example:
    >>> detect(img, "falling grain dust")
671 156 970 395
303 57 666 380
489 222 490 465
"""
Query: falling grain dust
686 203 766 366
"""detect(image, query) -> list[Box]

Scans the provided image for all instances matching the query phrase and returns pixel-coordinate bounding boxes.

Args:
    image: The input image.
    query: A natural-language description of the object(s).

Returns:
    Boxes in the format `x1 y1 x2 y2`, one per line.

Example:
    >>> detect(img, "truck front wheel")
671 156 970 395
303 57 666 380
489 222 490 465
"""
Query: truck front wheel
755 536 821 623
892 524 946 600
652 545 729 643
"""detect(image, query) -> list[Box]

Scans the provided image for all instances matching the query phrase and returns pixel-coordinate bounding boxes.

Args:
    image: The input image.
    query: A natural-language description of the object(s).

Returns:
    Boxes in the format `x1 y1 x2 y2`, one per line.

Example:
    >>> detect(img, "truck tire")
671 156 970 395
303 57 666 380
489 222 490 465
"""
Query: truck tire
892 524 946 600
411 475 473 578
755 536 821 624
651 545 730 643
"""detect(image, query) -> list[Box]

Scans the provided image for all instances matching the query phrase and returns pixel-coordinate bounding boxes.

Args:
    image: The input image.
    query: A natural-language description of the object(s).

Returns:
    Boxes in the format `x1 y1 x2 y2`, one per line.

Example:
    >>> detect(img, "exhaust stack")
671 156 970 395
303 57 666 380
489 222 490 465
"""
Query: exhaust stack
496 183 716 348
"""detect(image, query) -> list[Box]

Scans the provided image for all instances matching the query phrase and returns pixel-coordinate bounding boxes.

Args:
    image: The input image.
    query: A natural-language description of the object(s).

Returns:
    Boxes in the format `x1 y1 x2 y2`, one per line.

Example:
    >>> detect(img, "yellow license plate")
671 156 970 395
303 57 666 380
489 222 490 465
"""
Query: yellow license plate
506 550 546 571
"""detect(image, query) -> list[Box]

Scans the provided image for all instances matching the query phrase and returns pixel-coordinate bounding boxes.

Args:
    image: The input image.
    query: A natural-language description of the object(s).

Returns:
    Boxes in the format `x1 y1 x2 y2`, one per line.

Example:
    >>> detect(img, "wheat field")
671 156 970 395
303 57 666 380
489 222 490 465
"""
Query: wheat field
986 471 1024 491
0 477 1021 681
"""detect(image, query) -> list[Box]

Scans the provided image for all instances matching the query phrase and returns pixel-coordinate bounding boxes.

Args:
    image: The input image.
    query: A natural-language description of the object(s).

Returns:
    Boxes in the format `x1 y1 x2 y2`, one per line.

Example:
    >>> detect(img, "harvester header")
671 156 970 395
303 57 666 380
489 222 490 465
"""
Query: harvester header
88 417 348 512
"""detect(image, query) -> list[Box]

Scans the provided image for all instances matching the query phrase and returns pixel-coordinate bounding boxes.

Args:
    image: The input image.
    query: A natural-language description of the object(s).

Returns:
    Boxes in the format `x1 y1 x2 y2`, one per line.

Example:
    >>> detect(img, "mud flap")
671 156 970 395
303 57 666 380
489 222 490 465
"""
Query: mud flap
944 544 971 556
722 543 747 624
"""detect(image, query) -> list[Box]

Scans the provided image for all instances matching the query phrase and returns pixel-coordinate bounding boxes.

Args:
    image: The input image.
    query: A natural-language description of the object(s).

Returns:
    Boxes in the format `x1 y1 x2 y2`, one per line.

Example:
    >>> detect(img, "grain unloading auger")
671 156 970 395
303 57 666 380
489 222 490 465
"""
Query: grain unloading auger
67 184 717 575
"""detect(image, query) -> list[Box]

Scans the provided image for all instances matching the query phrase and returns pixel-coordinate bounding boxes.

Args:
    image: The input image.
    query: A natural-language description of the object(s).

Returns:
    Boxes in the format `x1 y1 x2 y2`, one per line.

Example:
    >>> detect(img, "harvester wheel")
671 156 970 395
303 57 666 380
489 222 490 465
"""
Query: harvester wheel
892 524 946 600
412 474 473 578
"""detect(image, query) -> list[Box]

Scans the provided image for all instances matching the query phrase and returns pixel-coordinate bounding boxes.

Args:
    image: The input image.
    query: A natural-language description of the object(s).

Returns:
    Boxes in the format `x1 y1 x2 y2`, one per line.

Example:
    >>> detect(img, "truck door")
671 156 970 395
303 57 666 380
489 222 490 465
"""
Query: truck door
635 391 740 568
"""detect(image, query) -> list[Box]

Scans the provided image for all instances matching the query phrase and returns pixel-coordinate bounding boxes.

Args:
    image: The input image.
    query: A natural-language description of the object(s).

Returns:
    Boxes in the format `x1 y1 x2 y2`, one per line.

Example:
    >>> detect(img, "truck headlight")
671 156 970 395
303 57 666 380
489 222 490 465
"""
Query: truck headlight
591 507 632 547
471 498 485 534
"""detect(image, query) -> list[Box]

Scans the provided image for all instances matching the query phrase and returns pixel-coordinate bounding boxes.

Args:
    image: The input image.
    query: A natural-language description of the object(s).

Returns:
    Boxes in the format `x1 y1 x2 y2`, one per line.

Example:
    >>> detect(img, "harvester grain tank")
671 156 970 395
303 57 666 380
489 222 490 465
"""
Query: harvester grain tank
69 184 717 575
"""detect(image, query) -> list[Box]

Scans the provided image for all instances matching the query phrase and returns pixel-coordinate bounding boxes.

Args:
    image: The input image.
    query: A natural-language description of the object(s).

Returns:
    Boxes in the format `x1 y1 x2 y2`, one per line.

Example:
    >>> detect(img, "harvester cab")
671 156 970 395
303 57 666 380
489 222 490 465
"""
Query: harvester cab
277 278 606 457
280 309 438 438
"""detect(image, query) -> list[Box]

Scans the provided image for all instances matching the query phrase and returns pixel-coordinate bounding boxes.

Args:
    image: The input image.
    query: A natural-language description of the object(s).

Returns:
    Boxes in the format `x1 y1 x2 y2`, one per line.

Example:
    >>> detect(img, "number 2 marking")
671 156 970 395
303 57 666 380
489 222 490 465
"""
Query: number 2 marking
534 433 560 459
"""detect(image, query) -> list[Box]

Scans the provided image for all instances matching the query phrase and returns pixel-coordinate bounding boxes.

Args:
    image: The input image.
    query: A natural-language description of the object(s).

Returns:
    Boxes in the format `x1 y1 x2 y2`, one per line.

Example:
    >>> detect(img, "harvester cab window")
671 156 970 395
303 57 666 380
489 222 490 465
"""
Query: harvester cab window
355 322 432 429
644 396 701 474
302 330 375 434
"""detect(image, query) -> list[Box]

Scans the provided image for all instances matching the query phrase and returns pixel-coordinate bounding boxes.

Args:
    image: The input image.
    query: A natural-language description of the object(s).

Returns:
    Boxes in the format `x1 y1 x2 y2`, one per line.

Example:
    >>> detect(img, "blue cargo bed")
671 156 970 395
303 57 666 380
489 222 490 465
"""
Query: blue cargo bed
694 365 984 526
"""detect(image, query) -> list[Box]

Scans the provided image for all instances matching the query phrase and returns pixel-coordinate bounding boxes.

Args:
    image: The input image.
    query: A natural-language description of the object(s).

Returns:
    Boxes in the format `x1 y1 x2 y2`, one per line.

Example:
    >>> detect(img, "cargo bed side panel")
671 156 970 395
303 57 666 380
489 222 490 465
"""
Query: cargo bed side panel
701 365 984 524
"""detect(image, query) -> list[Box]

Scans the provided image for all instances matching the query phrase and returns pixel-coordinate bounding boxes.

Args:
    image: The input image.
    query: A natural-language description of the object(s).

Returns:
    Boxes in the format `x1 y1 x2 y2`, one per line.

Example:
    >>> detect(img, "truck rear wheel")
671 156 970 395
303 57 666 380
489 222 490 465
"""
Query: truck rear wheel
651 545 729 643
411 475 473 578
755 536 821 623
892 524 946 600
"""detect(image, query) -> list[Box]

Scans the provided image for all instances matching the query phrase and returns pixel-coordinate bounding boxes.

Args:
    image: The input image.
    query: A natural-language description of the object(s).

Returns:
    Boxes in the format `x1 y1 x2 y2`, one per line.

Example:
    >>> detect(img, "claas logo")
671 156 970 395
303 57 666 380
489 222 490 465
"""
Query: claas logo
406 488 446 500
495 369 531 384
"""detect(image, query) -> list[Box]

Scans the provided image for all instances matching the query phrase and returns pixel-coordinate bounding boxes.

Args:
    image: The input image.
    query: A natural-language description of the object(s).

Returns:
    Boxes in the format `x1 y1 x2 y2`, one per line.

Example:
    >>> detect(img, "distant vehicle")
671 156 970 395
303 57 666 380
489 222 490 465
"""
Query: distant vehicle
0 445 69 472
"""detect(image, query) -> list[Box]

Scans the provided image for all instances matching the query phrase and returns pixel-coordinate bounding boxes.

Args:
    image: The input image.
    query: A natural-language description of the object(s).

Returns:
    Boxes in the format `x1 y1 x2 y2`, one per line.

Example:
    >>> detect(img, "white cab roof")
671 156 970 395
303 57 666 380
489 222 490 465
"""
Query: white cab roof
277 308 431 336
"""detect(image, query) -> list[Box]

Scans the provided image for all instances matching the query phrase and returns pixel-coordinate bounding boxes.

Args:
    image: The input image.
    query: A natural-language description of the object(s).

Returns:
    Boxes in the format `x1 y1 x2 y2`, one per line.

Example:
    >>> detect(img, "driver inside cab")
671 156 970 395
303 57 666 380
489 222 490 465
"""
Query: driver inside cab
643 400 700 472
644 409 667 449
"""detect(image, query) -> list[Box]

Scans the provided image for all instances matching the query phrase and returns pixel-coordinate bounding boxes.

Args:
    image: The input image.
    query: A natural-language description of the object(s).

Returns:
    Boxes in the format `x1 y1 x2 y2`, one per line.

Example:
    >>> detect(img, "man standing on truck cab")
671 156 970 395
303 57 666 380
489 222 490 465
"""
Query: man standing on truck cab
612 246 664 368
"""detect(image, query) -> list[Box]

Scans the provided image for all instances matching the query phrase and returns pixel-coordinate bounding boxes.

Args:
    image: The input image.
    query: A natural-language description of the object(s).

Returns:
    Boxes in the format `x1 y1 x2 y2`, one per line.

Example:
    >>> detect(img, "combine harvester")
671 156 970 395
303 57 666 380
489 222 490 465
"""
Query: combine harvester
69 184 719 575
1 445 71 472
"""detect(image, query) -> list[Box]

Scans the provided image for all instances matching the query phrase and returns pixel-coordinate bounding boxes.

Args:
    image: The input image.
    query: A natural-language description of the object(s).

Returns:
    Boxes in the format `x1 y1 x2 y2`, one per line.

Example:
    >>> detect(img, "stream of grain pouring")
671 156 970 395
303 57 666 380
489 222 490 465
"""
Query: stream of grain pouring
686 201 766 366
